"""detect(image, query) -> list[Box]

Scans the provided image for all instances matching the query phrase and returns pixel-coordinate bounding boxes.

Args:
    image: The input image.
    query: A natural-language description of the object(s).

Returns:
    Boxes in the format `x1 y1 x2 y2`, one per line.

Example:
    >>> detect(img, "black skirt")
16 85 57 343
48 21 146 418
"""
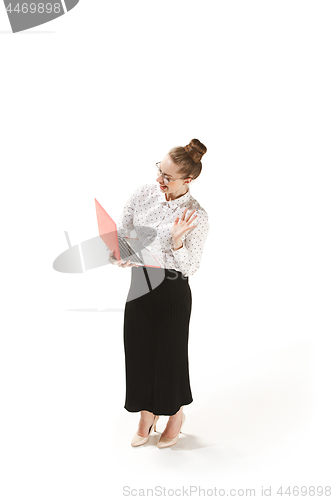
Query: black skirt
123 266 193 416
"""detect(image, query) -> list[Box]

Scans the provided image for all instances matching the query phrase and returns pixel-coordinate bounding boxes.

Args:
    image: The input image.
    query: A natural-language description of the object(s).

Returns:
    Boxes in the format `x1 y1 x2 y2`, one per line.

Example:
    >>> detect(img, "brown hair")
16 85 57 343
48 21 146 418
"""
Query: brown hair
168 138 207 181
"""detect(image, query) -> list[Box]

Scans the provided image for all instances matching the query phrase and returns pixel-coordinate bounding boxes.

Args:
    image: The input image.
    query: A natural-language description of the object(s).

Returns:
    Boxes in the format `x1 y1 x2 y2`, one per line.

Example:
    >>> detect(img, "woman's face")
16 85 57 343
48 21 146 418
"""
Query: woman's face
156 154 191 196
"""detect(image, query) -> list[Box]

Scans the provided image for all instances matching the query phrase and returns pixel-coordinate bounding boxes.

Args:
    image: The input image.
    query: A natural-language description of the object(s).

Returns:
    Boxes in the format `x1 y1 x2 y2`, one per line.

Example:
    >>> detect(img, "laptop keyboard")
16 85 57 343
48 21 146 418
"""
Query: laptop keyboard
118 237 144 264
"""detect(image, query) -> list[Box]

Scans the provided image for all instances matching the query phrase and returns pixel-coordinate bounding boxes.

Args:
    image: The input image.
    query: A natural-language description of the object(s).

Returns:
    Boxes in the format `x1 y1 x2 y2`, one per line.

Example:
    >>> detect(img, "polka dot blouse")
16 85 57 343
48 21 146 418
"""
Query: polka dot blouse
116 183 210 277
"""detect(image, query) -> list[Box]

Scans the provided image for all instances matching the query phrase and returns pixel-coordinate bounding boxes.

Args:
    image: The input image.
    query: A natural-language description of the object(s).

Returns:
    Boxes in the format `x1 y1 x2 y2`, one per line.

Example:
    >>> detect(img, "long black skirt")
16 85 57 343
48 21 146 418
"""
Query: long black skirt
123 266 193 416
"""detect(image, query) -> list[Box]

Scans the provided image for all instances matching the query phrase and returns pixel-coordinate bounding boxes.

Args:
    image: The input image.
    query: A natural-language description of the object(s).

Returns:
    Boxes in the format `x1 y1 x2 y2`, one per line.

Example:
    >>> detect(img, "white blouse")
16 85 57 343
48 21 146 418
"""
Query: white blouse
115 183 210 277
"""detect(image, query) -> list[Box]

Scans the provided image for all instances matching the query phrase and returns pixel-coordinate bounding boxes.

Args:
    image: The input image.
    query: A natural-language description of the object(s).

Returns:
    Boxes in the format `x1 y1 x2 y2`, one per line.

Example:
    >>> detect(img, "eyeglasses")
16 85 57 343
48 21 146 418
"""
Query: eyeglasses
156 162 189 185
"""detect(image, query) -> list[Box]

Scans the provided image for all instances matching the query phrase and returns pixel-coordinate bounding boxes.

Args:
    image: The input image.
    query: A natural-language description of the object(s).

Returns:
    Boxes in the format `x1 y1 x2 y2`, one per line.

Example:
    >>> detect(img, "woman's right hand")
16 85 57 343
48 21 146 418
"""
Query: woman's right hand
108 249 139 268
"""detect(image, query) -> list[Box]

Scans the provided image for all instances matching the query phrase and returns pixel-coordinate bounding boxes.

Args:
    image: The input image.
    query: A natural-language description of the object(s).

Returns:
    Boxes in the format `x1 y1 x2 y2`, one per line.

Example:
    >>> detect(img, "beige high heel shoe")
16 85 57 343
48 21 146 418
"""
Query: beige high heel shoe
157 411 186 449
131 415 159 447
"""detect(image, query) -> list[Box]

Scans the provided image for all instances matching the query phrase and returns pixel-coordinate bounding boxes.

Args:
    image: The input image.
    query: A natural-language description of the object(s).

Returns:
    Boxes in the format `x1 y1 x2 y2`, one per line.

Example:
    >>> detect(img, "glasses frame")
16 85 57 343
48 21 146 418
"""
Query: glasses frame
156 162 189 185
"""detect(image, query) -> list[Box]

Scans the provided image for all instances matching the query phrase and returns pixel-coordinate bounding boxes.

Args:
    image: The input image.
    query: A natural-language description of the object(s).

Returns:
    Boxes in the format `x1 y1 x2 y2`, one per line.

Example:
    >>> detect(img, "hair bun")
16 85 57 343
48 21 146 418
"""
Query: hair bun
184 139 207 163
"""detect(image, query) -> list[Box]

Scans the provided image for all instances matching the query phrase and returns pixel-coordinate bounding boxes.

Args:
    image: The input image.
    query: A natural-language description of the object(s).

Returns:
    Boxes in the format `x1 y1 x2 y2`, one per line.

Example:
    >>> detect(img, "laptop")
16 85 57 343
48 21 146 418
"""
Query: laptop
94 198 162 268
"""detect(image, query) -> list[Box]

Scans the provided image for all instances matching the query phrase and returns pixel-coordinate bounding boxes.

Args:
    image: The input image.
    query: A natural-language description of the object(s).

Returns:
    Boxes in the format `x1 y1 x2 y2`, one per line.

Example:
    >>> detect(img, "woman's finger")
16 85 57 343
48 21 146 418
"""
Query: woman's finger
185 210 196 222
181 208 188 220
108 250 118 264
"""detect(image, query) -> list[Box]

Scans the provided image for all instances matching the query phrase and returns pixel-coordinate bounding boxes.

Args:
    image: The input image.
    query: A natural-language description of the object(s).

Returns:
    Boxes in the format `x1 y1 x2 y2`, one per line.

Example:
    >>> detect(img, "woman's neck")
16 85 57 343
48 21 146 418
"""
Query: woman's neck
165 186 189 201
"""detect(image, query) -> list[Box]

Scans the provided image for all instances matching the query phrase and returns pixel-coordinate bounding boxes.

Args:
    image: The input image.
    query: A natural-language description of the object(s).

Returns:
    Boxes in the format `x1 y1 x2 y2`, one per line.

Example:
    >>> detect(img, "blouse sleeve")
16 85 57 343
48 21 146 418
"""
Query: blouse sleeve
116 184 145 238
161 209 210 277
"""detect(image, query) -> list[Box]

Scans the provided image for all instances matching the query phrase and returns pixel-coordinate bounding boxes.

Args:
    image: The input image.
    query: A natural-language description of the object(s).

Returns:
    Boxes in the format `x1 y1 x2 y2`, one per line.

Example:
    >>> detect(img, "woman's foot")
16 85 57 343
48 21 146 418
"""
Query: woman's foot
160 406 184 438
137 410 156 437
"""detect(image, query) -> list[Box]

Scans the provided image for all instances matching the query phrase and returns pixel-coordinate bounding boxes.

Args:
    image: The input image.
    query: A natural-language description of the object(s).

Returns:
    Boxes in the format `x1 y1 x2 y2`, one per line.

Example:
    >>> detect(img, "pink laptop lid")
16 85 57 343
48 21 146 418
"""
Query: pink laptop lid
94 198 121 261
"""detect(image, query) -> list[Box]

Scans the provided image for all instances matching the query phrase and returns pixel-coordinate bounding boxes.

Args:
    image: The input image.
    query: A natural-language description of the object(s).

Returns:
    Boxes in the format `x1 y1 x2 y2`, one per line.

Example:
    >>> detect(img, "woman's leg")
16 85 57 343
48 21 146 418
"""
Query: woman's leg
160 406 184 438
136 410 156 437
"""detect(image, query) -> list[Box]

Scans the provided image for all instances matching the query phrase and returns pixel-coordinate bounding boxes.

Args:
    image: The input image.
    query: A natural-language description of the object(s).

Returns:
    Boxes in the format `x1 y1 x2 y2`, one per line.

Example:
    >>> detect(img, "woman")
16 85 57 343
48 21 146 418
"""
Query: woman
108 138 210 448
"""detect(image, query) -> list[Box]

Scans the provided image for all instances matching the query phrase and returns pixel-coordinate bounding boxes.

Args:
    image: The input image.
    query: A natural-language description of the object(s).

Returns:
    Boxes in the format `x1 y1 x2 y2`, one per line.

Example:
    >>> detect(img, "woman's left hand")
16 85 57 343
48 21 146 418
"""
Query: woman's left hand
171 208 197 241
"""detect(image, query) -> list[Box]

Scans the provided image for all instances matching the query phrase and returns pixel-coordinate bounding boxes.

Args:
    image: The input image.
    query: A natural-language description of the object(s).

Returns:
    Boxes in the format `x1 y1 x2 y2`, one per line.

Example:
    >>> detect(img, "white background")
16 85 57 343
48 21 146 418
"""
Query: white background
0 1 332 498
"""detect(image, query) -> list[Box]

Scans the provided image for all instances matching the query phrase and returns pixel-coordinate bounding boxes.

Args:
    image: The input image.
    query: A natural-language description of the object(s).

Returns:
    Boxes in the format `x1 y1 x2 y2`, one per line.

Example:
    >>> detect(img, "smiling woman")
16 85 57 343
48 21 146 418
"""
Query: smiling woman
113 138 210 448
155 139 206 203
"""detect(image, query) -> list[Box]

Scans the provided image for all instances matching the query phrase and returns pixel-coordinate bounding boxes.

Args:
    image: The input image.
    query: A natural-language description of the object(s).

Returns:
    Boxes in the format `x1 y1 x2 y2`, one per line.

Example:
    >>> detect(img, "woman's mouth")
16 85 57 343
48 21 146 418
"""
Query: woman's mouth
159 184 167 190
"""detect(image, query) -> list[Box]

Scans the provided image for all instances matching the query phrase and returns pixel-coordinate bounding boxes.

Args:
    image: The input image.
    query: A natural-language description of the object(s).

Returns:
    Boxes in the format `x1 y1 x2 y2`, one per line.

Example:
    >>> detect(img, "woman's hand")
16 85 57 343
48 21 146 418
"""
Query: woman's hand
108 250 139 268
170 208 197 241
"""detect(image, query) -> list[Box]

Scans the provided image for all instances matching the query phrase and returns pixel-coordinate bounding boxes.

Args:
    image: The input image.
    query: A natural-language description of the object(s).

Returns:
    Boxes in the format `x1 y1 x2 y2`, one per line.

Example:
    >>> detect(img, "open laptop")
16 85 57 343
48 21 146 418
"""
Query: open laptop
94 198 162 268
